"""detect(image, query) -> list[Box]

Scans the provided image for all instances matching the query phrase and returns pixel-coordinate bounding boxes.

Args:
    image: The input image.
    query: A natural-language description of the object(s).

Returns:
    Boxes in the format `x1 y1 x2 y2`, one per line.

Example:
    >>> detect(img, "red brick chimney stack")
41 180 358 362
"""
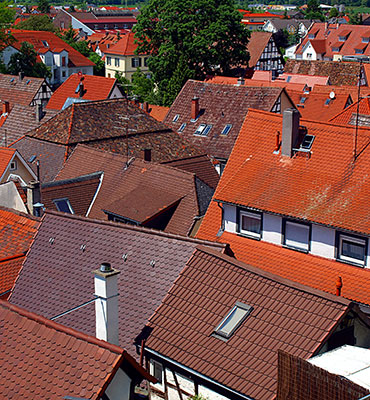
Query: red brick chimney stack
191 97 199 120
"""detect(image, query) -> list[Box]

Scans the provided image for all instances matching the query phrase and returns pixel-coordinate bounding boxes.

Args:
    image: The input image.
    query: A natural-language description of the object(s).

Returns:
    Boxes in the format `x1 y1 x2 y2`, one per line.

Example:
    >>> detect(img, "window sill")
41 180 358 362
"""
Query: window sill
237 232 261 241
282 244 309 254
336 257 366 268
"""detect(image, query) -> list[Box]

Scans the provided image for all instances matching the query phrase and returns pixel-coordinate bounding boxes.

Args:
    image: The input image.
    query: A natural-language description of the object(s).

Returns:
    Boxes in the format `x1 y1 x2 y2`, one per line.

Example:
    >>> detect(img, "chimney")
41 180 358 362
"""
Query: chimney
191 97 199 120
18 71 24 82
281 108 300 157
79 82 84 98
143 148 151 162
237 76 245 86
93 262 120 345
2 101 9 114
336 276 343 296
27 180 43 216
36 103 43 122
143 101 149 113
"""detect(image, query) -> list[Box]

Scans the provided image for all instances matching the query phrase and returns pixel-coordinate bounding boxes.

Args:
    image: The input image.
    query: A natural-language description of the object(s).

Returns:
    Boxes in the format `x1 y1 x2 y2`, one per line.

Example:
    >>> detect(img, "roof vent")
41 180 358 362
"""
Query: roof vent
150 260 156 267
100 262 112 273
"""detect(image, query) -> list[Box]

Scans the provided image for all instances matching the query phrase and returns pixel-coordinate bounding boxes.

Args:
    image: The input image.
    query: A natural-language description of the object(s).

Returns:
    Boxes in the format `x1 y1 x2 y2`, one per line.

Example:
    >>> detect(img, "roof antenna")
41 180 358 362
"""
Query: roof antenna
353 60 362 162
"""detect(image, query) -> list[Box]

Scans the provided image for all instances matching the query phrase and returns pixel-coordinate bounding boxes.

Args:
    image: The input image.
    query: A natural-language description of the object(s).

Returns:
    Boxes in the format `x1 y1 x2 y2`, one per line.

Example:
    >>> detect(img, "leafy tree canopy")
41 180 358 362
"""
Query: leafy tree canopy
133 0 250 106
305 0 325 21
0 1 15 29
7 41 51 79
329 6 339 17
38 0 50 14
15 14 56 31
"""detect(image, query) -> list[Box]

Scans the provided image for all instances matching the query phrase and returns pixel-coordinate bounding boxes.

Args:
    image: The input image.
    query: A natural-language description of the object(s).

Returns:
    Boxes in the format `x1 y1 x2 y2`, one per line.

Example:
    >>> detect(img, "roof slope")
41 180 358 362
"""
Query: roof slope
214 109 370 236
247 31 273 68
0 73 45 107
0 299 128 399
27 98 202 162
0 147 16 177
146 246 351 400
55 145 207 236
0 254 25 298
104 31 141 56
9 211 226 355
164 80 285 160
10 30 95 68
46 73 118 110
0 206 40 258
284 59 362 86
329 97 370 127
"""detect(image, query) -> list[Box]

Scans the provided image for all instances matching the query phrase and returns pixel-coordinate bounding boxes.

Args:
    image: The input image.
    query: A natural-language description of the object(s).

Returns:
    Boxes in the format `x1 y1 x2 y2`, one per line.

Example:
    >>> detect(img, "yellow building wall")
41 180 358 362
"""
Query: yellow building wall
2 154 36 186
105 55 149 81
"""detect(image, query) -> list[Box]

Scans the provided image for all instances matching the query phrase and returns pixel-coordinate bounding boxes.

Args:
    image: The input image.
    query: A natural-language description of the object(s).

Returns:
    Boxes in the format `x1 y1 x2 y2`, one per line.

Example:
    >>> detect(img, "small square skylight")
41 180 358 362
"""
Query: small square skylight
221 124 232 136
300 97 307 104
172 114 179 123
194 124 212 136
214 302 253 339
324 98 331 106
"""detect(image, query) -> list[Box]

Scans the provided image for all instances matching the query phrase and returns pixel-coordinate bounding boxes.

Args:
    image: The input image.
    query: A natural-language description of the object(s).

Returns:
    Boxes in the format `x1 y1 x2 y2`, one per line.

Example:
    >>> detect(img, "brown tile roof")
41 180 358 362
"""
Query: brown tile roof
162 154 220 189
41 171 102 216
0 73 46 107
0 299 152 398
0 254 25 299
46 73 119 110
0 104 57 146
164 80 288 160
55 145 210 236
284 59 362 86
247 31 273 68
27 98 202 162
10 136 67 182
0 206 40 259
9 210 227 355
146 246 353 400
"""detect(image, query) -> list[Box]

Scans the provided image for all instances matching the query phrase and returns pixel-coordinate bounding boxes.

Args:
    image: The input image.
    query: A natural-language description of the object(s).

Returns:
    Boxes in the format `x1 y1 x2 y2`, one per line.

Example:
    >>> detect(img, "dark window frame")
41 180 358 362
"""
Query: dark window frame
236 207 263 240
282 218 311 253
335 231 367 267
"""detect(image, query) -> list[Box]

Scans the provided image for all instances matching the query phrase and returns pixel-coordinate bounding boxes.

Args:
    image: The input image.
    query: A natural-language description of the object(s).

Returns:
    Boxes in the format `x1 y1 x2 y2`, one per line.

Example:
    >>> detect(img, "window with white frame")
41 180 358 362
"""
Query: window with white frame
53 198 74 214
115 58 120 67
107 56 111 66
284 220 310 251
338 233 366 266
194 124 212 136
239 210 261 238
151 360 163 385
132 57 142 68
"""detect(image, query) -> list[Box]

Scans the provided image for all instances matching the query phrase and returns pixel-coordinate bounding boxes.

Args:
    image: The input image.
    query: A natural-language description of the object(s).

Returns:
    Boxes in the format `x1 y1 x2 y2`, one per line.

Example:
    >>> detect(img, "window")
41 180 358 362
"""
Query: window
362 37 370 43
152 360 163 384
115 58 120 67
355 49 364 54
144 57 149 67
9 160 17 170
308 34 315 39
107 56 111 66
324 98 331 106
239 210 261 239
306 53 312 59
332 47 339 52
214 302 253 339
62 56 66 67
194 124 212 136
300 134 315 150
62 71 66 78
178 123 186 132
172 114 179 122
131 58 142 68
338 233 366 266
53 198 74 214
221 124 232 136
300 97 307 104
284 220 310 251
41 40 49 47
339 36 346 42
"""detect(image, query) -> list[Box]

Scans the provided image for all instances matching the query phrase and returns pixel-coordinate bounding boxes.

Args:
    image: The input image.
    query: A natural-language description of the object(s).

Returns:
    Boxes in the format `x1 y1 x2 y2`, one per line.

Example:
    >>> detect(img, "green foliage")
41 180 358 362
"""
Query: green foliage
7 41 51 79
89 52 105 75
0 1 15 29
133 0 250 106
305 0 325 21
188 396 208 400
15 15 56 31
329 6 339 17
115 71 133 97
38 0 50 14
349 11 361 24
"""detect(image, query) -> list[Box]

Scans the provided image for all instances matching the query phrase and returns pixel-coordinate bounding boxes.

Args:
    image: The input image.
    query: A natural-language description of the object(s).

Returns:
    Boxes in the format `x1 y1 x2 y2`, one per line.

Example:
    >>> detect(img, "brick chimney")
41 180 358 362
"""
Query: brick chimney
27 180 43 216
191 97 199 120
18 72 24 82
93 262 120 345
281 108 300 157
142 148 151 162
2 101 9 114
143 101 149 113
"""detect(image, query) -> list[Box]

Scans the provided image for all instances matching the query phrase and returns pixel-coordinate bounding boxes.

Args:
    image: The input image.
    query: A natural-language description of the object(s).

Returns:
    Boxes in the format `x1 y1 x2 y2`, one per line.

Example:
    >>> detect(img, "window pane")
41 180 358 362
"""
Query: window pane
54 199 73 214
241 214 260 234
217 306 249 337
342 240 365 261
285 222 309 250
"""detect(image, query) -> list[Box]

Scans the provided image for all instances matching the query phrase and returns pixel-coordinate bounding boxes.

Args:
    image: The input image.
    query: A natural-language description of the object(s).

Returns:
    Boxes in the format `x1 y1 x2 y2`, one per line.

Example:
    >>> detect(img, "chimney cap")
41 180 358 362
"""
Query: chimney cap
93 263 120 278
100 262 112 273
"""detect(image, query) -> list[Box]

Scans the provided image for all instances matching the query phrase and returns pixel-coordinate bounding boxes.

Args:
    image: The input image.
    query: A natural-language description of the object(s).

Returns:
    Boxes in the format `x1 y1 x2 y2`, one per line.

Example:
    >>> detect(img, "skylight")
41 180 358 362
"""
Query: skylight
172 114 179 122
221 124 232 136
286 76 291 83
53 198 74 214
194 124 212 136
300 134 315 150
300 97 307 104
214 302 253 339
178 123 186 132
324 98 331 105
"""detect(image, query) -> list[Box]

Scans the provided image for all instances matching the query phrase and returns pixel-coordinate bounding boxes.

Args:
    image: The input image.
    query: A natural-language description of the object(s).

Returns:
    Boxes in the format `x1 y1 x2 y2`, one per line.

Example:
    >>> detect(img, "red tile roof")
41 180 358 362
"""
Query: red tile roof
146 246 353 400
0 254 25 299
0 147 16 177
0 206 40 259
146 104 169 122
10 30 95 68
104 31 142 56
9 210 227 356
329 97 370 127
0 299 153 398
46 73 118 110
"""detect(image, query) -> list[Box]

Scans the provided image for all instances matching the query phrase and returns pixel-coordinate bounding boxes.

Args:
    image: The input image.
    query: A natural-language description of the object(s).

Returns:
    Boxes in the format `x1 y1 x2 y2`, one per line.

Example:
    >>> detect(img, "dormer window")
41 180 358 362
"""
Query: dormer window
53 198 74 214
337 233 367 266
308 34 315 39
283 220 310 252
238 209 261 239
214 302 253 339
355 48 364 54
41 40 48 47
332 47 339 52
362 37 370 43
338 36 346 42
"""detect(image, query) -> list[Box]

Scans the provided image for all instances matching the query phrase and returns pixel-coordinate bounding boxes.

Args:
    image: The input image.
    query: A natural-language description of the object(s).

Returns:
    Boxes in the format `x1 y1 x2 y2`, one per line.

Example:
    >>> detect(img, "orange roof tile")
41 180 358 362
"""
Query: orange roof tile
46 73 118 110
0 147 15 177
104 31 142 56
329 97 370 127
0 254 25 299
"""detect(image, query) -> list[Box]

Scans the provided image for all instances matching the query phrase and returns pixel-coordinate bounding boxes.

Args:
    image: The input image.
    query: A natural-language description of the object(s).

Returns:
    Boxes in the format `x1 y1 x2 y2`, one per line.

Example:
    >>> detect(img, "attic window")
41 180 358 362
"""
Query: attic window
41 40 49 47
286 76 291 83
300 97 307 104
194 124 212 136
221 124 232 136
308 34 315 39
300 134 315 150
362 37 370 43
214 302 253 339
332 47 339 52
338 36 347 42
172 114 179 122
53 198 74 214
324 98 331 106
178 123 186 132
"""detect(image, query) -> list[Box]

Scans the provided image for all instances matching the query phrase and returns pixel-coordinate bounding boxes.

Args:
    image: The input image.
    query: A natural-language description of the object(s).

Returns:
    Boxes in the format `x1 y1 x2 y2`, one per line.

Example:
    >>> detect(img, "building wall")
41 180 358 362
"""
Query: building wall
1 46 18 65
2 154 36 186
223 204 370 268
255 37 284 74
302 43 318 60
105 367 131 400
0 181 27 213
105 54 149 81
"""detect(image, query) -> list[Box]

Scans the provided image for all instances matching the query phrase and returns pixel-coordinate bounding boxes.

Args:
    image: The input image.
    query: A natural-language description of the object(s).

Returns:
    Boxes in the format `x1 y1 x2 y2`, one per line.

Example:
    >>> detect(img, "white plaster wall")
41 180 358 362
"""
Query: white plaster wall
109 85 124 99
165 369 195 397
2 47 18 66
199 384 232 400
105 368 131 400
310 224 335 259
224 204 237 233
262 213 282 245
0 181 27 213
302 44 317 60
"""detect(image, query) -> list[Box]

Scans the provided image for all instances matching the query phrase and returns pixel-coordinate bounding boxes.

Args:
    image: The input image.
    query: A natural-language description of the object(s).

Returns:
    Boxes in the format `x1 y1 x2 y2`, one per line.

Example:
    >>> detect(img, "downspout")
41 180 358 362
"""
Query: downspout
217 201 225 236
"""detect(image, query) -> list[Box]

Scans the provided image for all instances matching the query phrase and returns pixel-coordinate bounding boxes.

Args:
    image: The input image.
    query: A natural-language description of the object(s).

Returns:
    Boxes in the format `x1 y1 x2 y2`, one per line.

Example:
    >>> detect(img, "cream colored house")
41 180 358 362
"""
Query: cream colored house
0 148 37 187
104 32 150 81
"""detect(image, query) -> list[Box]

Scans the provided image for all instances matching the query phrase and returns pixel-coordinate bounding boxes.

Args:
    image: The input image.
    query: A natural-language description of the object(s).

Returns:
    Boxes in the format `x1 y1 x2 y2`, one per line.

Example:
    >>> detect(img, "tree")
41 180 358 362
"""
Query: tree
305 0 325 21
15 15 56 31
329 6 339 18
7 41 51 79
89 52 104 76
134 0 250 106
38 0 50 14
0 1 15 29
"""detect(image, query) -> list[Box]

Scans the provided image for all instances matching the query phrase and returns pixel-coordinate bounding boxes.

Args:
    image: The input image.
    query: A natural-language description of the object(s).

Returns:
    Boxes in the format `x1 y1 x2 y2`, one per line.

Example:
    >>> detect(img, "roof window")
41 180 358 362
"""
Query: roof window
53 198 74 214
178 123 186 132
172 114 179 123
286 76 291 83
300 97 307 104
300 134 315 150
221 124 232 136
194 124 212 136
41 40 49 47
214 302 253 339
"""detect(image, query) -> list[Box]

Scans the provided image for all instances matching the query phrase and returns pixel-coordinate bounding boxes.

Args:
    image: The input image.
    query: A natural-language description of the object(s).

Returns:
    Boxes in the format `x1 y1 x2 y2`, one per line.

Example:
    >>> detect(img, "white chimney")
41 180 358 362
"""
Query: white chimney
93 262 120 345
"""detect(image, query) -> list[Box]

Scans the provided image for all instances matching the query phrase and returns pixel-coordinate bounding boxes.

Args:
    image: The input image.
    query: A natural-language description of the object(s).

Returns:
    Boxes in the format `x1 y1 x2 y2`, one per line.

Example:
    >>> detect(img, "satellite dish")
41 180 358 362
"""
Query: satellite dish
329 91 336 99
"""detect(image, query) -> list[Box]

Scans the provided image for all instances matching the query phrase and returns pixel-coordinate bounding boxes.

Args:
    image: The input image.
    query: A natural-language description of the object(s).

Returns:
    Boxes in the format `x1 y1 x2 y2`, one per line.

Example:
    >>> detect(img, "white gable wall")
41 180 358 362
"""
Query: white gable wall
105 367 131 400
